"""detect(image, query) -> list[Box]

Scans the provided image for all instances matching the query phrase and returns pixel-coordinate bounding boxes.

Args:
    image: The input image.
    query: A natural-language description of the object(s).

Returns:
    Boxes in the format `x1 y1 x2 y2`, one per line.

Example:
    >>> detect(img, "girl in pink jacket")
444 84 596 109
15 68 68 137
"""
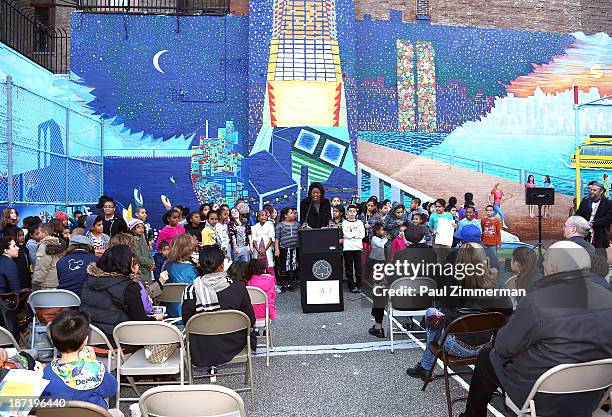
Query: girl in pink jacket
246 258 276 321
156 209 186 250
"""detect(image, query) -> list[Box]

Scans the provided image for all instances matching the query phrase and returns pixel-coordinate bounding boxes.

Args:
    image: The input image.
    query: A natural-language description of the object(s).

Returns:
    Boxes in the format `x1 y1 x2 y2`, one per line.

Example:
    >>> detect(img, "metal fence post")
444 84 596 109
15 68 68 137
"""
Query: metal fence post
6 76 14 205
65 107 70 206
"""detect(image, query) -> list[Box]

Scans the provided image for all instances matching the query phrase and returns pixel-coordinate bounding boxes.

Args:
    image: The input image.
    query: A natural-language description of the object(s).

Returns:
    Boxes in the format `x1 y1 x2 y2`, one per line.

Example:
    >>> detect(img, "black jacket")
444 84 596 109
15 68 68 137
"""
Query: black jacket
300 198 332 229
491 269 612 416
182 280 256 367
575 196 612 248
102 216 128 239
80 263 153 341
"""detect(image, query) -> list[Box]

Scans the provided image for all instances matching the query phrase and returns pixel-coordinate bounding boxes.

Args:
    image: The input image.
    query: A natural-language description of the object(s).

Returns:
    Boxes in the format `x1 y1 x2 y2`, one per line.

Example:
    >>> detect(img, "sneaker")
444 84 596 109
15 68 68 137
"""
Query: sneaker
406 363 431 381
275 285 282 294
368 325 385 338
280 285 287 293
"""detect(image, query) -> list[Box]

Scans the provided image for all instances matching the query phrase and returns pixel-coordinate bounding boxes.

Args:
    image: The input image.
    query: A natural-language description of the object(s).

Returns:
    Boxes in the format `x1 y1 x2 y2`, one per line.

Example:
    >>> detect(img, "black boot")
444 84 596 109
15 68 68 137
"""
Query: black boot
368 325 385 338
406 363 431 381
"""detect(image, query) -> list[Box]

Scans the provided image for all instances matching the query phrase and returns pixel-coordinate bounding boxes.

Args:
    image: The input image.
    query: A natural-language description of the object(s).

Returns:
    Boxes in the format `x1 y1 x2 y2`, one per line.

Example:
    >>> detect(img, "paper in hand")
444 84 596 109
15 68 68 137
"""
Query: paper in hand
434 218 454 247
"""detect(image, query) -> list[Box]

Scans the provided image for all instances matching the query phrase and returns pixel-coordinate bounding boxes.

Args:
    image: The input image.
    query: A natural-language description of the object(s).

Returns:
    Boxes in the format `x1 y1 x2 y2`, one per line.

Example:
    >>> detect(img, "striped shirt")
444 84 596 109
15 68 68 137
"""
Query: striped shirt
275 221 299 248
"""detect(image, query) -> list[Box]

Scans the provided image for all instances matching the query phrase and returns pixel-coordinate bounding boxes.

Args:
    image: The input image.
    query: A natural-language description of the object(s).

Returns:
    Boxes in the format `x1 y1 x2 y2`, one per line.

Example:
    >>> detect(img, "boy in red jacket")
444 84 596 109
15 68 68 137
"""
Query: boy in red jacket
481 205 501 269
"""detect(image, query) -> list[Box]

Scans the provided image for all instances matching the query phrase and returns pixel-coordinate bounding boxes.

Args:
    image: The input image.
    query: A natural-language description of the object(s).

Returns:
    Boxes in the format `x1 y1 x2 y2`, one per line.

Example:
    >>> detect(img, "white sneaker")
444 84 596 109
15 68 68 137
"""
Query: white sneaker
275 285 282 294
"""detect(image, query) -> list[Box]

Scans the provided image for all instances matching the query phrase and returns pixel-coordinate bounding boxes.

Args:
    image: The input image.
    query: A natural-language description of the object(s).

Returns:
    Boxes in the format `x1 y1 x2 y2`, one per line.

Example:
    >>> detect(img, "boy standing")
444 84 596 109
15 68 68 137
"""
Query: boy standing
42 310 117 409
342 205 365 293
481 205 502 269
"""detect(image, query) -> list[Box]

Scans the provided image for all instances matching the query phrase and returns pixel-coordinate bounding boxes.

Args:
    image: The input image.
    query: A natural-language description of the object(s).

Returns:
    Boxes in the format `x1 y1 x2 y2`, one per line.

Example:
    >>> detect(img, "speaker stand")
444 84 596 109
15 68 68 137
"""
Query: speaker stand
537 204 543 257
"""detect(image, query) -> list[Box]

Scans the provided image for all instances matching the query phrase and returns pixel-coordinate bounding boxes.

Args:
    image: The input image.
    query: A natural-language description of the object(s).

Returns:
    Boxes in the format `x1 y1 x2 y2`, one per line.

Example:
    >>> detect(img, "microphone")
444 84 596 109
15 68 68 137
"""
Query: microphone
302 199 313 229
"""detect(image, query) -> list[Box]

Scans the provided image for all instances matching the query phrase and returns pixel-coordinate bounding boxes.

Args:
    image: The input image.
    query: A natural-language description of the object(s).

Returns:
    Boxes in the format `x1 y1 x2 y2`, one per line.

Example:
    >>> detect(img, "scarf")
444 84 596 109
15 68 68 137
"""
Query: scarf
193 272 232 313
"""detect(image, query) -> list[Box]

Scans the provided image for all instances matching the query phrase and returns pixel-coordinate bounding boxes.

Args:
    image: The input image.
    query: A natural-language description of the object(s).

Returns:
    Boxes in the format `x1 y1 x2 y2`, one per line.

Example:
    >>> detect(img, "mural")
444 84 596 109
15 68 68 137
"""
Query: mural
70 14 250 226
248 0 359 208
355 12 611 237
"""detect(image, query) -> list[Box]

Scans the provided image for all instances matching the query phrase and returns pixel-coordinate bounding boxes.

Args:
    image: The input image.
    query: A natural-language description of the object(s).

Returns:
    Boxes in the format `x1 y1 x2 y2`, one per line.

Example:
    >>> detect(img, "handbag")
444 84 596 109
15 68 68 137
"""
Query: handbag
144 343 179 364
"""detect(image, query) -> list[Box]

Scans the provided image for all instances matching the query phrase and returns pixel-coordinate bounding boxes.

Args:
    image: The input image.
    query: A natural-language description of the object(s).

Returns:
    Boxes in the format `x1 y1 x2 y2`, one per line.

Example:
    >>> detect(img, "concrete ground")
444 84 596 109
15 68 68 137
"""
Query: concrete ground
118 284 512 417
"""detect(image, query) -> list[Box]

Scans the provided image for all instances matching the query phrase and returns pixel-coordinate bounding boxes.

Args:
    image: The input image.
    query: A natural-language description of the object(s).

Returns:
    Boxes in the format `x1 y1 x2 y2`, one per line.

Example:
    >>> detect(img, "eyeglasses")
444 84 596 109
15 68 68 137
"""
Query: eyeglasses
103 205 115 209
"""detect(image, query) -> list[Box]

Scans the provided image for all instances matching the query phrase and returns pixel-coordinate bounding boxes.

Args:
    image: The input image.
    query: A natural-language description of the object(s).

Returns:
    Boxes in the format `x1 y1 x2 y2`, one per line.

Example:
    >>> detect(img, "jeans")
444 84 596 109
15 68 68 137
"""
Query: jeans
420 308 482 370
493 204 504 224
233 246 250 262
483 244 501 270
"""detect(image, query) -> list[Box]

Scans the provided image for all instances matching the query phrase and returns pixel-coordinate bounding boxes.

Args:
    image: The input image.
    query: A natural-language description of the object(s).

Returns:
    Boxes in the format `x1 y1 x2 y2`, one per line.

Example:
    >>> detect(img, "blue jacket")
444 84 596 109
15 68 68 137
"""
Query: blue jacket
0 256 21 293
165 261 198 318
153 253 167 281
56 250 99 297
42 359 117 409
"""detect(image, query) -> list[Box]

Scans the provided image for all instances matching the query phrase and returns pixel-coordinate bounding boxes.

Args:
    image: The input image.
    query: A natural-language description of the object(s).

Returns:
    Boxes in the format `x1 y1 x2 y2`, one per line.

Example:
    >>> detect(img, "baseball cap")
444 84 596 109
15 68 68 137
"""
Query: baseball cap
454 224 482 243
54 211 69 221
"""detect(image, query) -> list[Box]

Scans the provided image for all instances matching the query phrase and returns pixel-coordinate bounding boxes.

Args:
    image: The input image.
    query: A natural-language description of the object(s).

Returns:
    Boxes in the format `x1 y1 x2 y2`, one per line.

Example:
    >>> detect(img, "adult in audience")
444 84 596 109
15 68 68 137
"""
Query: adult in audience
563 215 596 255
0 236 21 340
300 182 332 228
80 245 163 341
100 198 128 238
406 242 512 380
182 245 256 368
56 235 99 297
589 253 610 290
459 241 612 417
508 246 540 292
3 226 32 289
575 181 612 249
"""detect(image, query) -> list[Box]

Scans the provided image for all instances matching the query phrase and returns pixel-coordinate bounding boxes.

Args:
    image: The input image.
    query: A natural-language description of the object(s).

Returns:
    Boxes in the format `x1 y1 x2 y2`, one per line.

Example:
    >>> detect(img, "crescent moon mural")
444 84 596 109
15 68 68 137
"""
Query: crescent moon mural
153 50 168 74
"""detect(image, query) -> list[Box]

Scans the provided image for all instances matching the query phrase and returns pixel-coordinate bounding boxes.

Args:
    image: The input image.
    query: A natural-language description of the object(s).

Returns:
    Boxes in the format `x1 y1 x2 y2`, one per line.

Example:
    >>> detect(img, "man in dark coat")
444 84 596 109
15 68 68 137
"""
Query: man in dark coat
575 181 612 249
459 241 612 417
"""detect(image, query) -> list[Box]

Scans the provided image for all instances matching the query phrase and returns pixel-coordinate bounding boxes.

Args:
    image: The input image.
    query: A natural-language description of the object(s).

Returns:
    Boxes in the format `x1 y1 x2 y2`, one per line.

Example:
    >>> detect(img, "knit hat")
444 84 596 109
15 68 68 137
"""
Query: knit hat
54 211 69 221
127 218 144 231
454 224 482 243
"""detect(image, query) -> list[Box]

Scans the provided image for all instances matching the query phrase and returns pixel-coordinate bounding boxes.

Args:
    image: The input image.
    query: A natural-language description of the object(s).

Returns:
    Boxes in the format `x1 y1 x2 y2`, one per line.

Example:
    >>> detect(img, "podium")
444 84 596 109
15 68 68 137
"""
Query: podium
298 228 344 313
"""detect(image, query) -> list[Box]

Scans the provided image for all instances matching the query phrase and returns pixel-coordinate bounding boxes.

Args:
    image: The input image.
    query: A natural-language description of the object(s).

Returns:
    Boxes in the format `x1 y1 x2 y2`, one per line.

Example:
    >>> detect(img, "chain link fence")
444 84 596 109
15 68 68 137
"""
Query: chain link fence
0 76 103 205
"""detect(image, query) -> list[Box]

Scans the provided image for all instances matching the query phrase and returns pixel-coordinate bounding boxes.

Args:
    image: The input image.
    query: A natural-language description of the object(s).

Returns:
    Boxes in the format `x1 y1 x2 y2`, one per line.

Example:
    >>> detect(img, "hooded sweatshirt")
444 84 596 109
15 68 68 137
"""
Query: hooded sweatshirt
42 359 117 409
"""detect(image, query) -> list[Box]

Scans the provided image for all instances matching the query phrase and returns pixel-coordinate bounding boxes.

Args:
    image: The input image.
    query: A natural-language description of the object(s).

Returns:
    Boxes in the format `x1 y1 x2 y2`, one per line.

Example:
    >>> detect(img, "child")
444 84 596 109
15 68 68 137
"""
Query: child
157 209 185 249
428 198 454 236
342 205 365 293
185 212 204 243
128 219 155 281
153 240 170 281
227 260 249 283
134 207 155 248
481 205 502 269
251 210 275 275
25 224 44 266
274 207 299 292
246 258 277 321
411 213 432 247
390 222 408 259
85 216 110 257
42 310 117 409
215 208 231 259
329 205 345 235
201 210 220 247
32 223 66 291
383 204 407 240
368 224 388 288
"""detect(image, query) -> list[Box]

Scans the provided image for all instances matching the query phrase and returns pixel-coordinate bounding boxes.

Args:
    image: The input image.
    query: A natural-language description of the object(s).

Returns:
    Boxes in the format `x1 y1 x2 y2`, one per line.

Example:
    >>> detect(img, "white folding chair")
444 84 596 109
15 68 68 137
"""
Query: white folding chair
155 283 189 304
88 325 117 371
113 321 185 409
139 384 247 417
185 310 255 408
505 358 612 417
246 286 272 366
387 277 436 353
27 289 81 353
0 326 19 350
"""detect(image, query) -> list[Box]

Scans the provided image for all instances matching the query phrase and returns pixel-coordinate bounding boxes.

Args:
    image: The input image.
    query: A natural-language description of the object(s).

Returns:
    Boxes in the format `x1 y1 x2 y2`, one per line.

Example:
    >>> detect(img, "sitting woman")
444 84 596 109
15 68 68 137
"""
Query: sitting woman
80 245 163 342
182 245 256 369
405 242 513 380
508 246 539 294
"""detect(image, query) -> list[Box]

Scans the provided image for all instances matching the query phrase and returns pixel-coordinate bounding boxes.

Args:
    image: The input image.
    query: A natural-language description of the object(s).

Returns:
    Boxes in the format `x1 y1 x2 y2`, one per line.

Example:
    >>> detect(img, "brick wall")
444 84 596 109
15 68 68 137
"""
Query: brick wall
355 0 612 34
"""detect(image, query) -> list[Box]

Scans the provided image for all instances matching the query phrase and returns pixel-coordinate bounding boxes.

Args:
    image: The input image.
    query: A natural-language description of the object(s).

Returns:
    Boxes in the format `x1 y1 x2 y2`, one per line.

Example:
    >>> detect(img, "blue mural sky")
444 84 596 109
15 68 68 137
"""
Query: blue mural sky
71 14 249 141
356 14 574 96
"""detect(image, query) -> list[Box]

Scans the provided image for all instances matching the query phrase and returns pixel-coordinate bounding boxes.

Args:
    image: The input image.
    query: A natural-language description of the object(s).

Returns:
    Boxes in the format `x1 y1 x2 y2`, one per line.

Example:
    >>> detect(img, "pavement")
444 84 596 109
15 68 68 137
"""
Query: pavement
118 283 512 417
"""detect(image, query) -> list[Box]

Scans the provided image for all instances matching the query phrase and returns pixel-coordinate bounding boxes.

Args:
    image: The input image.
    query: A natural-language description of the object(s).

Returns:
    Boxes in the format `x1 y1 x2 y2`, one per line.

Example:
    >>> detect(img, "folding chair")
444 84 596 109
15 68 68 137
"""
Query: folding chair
113 321 185 409
387 277 436 353
139 384 247 417
246 286 272 366
27 289 80 353
89 324 117 371
505 358 612 417
0 325 19 350
185 310 255 407
155 283 189 303
421 312 507 417
34 400 114 417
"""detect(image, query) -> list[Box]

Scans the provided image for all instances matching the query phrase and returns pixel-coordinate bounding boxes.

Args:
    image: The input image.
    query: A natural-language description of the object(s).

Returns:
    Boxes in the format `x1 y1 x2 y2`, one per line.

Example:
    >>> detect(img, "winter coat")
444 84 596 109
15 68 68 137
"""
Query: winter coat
56 249 99 297
491 269 612 416
32 236 66 289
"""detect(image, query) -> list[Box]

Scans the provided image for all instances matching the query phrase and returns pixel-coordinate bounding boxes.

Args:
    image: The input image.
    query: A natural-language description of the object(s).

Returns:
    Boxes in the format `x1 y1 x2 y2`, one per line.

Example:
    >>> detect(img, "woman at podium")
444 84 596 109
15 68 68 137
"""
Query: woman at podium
300 182 332 229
